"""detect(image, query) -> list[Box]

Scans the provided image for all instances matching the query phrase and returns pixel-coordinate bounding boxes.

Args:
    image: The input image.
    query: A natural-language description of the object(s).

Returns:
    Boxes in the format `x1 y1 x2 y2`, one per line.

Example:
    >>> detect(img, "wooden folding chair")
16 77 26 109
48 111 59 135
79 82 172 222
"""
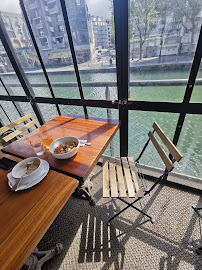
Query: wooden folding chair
0 113 37 149
103 122 183 225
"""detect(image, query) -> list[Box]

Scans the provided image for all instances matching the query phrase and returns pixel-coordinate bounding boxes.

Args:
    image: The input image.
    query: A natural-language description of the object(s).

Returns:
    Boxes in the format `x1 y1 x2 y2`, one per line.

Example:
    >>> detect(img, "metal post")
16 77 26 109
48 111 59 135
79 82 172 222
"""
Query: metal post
172 27 202 146
0 14 45 126
105 86 114 156
20 0 61 116
59 0 88 118
113 0 129 156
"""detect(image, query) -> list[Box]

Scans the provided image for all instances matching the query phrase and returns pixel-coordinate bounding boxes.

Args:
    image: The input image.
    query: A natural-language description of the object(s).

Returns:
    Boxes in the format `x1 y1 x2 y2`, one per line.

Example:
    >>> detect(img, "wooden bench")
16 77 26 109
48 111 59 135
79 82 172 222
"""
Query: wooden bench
103 122 183 225
0 114 37 149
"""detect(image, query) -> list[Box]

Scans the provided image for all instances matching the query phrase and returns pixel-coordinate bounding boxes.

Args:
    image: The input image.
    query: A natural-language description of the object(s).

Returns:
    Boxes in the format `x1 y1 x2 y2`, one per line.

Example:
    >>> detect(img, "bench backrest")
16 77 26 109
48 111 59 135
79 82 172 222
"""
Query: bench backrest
148 122 183 172
0 114 37 143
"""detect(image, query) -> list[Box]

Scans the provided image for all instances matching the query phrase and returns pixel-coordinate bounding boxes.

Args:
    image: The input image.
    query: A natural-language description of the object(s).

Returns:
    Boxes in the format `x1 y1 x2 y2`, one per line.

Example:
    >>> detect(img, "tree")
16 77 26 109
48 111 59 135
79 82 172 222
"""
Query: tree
172 0 202 55
130 0 160 60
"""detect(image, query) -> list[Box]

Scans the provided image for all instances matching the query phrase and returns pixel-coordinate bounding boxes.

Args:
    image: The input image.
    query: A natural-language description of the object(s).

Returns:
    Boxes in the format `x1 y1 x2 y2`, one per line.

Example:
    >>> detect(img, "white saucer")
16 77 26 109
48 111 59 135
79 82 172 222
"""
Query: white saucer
8 160 50 191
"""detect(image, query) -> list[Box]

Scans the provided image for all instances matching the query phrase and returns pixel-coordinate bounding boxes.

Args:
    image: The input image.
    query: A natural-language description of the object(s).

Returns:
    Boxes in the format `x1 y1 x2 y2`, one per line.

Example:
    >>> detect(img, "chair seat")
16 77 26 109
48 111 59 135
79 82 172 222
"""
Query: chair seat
103 157 144 199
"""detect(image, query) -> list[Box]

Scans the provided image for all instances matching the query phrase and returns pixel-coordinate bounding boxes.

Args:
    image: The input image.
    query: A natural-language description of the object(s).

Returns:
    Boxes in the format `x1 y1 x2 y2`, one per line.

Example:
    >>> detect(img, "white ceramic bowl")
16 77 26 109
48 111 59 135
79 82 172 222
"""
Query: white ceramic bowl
12 157 43 184
49 136 80 160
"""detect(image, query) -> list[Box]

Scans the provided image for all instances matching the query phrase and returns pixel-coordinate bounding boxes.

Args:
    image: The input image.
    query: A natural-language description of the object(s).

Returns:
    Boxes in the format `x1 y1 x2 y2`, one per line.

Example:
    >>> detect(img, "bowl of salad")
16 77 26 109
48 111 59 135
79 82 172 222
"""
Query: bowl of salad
49 136 80 159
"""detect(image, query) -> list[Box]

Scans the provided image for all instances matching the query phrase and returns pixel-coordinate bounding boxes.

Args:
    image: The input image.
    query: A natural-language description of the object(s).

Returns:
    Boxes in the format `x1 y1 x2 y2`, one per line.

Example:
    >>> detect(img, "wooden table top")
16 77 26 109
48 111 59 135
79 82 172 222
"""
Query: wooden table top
2 115 120 182
0 153 78 270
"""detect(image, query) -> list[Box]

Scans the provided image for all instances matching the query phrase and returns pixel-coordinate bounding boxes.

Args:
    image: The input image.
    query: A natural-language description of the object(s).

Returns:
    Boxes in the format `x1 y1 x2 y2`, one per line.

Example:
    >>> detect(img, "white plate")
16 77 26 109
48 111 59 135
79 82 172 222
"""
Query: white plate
8 160 50 191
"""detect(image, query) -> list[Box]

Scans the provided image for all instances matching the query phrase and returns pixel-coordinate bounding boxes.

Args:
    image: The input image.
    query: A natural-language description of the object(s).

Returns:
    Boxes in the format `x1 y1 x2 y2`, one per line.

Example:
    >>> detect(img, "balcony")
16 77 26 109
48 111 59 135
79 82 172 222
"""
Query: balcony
48 6 58 15
46 16 52 23
29 1 38 10
49 26 54 32
35 22 43 30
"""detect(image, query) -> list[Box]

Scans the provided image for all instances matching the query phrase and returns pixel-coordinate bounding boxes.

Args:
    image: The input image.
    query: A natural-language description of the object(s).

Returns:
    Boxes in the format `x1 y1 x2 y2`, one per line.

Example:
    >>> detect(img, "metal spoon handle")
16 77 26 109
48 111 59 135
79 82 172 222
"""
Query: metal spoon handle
11 170 27 191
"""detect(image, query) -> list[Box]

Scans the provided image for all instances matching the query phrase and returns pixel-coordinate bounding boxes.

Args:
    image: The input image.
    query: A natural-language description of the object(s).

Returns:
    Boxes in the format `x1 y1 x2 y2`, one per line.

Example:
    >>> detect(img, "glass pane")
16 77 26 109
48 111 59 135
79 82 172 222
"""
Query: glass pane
128 111 179 170
176 114 202 179
37 103 58 122
22 0 82 100
66 0 117 94
191 62 202 102
129 0 202 102
59 105 84 116
0 41 27 96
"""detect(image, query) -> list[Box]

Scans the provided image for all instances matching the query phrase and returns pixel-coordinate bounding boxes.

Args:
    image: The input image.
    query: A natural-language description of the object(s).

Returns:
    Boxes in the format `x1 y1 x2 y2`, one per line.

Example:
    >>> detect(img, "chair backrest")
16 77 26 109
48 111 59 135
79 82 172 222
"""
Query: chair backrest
147 122 183 172
0 114 37 143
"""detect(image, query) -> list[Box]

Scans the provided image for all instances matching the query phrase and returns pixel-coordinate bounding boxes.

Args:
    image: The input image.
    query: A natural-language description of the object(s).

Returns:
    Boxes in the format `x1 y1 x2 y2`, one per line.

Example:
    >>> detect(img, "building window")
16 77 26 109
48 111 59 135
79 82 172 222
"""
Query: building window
35 18 42 25
55 37 63 43
57 14 62 22
38 29 45 37
58 25 64 32
8 31 16 38
40 37 48 46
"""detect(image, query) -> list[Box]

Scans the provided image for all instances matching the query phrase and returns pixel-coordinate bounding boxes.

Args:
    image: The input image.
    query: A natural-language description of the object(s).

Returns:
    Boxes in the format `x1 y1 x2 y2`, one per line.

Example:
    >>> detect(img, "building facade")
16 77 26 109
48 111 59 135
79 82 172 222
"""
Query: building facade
90 16 109 49
130 7 202 59
23 0 94 66
0 11 30 48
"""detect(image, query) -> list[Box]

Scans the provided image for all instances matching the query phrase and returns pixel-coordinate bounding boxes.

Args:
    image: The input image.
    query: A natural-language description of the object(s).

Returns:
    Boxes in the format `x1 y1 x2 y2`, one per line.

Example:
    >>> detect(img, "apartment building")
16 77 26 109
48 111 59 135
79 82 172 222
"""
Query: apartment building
0 11 30 48
23 0 94 65
90 16 109 49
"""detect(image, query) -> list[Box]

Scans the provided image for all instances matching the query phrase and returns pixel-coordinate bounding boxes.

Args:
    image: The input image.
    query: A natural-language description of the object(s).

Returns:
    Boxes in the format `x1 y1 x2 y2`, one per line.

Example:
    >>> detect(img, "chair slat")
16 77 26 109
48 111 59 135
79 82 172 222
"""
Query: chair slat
121 157 135 197
103 158 110 197
109 158 118 197
128 157 144 198
153 122 183 162
0 114 32 136
115 158 127 197
148 131 173 172
3 120 37 143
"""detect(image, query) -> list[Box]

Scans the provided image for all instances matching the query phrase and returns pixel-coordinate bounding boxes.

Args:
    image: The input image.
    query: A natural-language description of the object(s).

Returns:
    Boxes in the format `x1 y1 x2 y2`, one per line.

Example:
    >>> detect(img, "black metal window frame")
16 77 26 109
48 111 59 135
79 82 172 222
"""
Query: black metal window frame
0 0 202 161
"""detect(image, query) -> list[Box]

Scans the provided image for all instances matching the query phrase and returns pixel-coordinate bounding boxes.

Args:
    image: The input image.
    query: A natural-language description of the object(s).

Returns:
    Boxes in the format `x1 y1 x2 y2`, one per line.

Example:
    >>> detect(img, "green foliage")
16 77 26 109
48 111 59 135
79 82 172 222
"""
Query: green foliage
130 0 160 59
130 0 160 40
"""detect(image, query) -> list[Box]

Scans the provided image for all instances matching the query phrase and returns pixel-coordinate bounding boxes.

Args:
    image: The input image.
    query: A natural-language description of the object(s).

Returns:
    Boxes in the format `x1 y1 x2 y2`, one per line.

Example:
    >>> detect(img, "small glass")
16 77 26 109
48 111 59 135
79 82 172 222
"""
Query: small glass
40 130 53 150
29 134 45 156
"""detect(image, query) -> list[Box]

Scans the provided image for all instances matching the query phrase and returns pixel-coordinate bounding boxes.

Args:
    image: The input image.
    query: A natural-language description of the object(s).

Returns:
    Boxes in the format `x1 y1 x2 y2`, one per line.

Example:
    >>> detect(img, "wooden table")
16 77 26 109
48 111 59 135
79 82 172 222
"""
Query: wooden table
2 115 120 183
0 153 78 270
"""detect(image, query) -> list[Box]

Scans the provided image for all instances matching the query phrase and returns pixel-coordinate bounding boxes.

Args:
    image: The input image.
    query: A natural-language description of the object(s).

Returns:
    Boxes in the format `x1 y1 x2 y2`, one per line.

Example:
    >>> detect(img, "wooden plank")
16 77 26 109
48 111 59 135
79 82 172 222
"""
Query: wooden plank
0 114 32 135
121 157 135 197
0 175 78 270
148 131 174 172
3 120 37 142
115 158 127 197
128 157 144 198
103 158 110 197
153 122 182 162
109 157 118 197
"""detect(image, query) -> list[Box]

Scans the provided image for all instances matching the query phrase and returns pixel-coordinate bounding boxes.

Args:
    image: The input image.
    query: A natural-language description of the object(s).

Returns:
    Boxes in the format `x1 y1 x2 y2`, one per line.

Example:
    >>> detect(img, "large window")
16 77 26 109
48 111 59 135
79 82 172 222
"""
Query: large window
0 0 202 186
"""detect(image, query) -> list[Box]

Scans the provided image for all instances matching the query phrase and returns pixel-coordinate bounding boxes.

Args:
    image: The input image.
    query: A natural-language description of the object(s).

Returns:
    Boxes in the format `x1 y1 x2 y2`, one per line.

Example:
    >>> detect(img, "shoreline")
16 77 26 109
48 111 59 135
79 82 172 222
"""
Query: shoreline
0 59 195 76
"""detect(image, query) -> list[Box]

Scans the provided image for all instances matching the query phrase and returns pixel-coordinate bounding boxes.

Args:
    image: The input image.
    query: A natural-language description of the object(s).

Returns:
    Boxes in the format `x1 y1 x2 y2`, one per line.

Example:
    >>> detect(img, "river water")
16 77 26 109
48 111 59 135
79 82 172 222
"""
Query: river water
0 67 202 180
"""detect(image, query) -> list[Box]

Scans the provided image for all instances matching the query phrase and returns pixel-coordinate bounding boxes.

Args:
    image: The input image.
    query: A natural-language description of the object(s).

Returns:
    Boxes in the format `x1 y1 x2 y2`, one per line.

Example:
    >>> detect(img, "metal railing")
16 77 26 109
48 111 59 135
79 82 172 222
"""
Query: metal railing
2 78 202 88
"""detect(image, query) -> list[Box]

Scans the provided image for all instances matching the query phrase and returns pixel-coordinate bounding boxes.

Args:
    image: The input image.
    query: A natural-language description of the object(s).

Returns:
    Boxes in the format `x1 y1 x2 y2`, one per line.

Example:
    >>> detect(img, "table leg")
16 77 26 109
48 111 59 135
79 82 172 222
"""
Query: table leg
73 178 96 206
22 243 63 270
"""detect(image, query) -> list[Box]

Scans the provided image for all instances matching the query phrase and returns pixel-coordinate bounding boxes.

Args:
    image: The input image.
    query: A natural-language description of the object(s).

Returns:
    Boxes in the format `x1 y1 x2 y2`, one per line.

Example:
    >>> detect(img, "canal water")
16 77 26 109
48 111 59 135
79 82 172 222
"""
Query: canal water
0 68 202 180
